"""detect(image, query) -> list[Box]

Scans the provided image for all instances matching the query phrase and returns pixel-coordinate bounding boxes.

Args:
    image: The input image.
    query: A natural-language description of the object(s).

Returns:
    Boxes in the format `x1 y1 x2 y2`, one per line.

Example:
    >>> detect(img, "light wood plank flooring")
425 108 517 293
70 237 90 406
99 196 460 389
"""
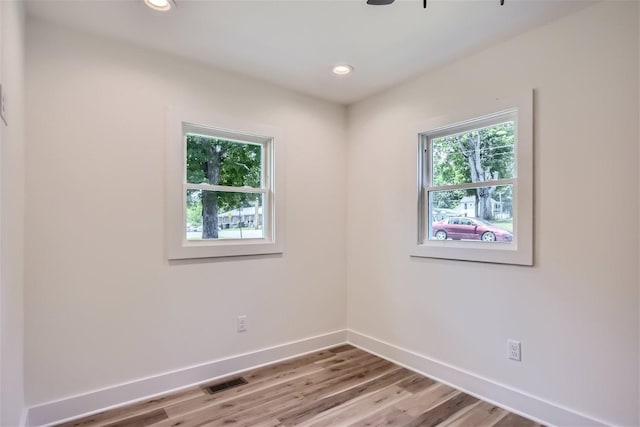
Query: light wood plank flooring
57 345 543 427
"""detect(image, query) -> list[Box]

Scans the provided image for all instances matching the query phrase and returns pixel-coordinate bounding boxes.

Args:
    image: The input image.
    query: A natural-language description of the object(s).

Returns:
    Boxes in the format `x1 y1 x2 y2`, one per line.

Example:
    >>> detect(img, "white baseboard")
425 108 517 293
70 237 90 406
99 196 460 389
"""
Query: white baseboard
26 329 347 427
347 330 608 427
20 408 29 427
26 329 610 427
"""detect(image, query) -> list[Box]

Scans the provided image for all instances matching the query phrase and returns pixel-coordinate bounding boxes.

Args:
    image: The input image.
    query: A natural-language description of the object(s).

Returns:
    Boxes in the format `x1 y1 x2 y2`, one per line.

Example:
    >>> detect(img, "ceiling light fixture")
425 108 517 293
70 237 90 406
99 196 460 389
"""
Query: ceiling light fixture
333 65 353 76
144 0 174 11
366 0 504 8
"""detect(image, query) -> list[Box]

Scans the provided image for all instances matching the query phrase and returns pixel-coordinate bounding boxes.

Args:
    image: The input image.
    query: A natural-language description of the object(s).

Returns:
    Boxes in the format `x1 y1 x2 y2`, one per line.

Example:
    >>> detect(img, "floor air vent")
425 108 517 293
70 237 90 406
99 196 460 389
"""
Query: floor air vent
204 377 248 394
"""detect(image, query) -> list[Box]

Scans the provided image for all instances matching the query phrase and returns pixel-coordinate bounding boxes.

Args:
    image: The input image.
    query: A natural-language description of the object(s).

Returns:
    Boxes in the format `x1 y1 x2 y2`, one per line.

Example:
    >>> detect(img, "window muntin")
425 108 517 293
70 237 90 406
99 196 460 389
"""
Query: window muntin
422 111 517 245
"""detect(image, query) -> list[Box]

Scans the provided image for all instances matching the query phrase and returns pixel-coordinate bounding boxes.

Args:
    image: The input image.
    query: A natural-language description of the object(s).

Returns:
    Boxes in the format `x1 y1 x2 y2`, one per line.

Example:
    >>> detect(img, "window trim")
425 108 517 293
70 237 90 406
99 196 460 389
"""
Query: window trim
410 91 533 265
166 107 285 260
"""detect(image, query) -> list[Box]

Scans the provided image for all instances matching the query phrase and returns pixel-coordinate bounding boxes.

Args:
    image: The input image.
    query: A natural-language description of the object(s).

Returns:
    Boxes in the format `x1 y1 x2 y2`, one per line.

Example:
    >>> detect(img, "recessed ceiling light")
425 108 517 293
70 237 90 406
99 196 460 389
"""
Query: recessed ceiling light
332 65 353 76
144 0 173 11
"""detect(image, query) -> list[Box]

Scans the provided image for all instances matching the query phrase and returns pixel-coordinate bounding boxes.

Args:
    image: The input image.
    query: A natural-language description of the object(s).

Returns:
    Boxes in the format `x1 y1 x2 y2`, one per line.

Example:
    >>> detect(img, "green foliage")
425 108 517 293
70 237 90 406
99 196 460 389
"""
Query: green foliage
186 200 202 227
432 189 466 209
186 135 262 237
186 135 262 213
431 122 514 212
431 140 469 188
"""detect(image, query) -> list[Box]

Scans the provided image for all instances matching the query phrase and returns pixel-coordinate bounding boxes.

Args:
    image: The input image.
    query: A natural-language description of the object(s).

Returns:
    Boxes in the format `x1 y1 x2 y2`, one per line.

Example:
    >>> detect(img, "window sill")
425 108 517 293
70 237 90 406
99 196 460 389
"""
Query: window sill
410 240 531 265
169 239 284 260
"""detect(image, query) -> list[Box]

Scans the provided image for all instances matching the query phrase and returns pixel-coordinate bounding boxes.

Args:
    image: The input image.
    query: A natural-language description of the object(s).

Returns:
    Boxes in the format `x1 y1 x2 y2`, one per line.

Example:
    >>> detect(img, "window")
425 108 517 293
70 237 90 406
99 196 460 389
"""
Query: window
166 108 284 259
412 91 533 265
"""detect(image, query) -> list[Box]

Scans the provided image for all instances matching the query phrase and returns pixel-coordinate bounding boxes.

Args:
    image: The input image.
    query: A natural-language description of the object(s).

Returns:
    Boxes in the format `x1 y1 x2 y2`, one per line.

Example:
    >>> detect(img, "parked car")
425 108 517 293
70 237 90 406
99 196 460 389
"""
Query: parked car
432 216 512 242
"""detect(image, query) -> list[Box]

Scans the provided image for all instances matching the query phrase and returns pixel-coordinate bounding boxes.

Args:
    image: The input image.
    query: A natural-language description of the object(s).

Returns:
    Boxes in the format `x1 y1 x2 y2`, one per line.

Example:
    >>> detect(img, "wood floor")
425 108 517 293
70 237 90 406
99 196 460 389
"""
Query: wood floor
57 345 543 427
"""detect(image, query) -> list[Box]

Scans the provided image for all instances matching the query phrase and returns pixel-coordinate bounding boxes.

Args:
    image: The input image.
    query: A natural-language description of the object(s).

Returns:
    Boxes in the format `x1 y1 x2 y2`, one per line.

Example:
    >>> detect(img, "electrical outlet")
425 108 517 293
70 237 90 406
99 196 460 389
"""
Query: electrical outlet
237 315 247 333
507 340 521 361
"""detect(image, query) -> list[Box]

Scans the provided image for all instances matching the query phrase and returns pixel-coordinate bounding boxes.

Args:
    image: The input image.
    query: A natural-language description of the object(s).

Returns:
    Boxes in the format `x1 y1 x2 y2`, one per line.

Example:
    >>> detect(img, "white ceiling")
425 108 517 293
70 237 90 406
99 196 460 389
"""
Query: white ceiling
26 0 594 105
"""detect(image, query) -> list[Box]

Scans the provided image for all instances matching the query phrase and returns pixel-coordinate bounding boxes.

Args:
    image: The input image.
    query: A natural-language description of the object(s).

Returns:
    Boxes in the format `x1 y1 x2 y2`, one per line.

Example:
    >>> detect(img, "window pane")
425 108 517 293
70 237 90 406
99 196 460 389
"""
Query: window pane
431 121 515 186
428 185 513 242
186 134 262 188
186 189 265 240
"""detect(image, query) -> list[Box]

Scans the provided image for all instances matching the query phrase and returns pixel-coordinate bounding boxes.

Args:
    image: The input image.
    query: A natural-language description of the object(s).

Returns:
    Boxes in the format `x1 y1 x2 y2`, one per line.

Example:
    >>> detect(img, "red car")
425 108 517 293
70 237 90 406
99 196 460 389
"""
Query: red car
432 217 512 242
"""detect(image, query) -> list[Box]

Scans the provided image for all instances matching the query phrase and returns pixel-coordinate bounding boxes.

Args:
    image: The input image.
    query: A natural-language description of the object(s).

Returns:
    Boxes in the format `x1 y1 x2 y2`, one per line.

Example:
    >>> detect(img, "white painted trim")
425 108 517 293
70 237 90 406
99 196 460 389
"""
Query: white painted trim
411 90 533 266
165 106 286 260
26 330 347 427
347 330 609 427
20 408 29 427
26 329 609 427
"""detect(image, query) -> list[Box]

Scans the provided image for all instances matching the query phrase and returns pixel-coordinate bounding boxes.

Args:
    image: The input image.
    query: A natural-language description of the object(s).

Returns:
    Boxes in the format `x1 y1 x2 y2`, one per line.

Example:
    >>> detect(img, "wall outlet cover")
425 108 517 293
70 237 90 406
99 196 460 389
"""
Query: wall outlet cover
237 315 247 333
507 340 521 361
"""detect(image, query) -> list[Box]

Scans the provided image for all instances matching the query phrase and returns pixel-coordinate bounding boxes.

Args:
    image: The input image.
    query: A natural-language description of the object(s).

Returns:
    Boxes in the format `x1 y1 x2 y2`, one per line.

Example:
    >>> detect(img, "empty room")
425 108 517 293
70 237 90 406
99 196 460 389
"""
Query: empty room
1 0 638 426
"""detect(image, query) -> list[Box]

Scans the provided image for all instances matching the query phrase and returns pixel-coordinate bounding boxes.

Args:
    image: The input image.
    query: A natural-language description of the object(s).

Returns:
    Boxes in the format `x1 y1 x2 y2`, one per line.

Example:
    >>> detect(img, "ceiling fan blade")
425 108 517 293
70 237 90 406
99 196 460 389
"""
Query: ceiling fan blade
366 0 395 5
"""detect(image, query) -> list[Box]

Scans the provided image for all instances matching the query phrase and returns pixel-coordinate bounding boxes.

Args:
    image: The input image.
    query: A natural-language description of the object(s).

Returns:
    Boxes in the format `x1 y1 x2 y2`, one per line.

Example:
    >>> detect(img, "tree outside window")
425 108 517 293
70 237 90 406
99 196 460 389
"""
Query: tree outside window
185 135 264 240
425 112 517 241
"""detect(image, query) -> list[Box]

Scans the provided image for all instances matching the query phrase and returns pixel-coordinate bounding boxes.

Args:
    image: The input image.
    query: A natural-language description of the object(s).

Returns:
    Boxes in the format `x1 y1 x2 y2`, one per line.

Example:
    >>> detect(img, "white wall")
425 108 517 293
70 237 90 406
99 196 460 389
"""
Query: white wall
24 19 347 406
1 0 26 425
22 2 640 425
347 2 638 426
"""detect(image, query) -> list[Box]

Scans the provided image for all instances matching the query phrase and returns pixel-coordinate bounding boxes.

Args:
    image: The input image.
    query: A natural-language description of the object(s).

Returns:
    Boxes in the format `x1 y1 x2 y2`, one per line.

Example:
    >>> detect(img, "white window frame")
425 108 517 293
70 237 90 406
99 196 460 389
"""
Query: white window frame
166 107 284 260
410 91 533 265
